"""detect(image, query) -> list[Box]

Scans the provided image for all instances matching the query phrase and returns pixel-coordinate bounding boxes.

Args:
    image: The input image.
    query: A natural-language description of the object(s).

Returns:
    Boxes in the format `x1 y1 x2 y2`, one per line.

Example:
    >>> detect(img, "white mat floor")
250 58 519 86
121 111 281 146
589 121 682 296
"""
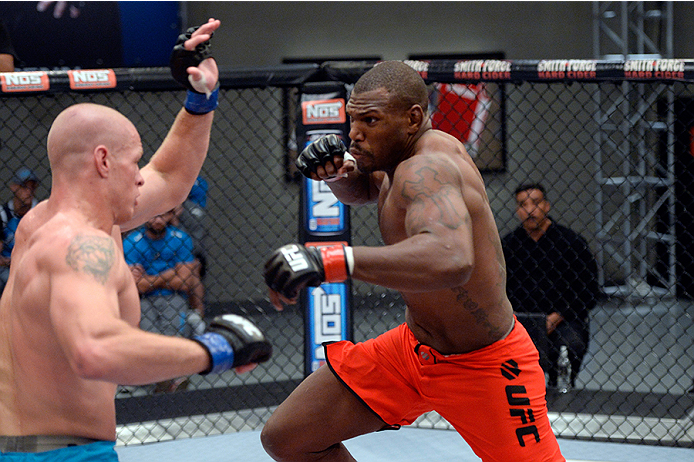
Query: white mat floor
116 427 694 462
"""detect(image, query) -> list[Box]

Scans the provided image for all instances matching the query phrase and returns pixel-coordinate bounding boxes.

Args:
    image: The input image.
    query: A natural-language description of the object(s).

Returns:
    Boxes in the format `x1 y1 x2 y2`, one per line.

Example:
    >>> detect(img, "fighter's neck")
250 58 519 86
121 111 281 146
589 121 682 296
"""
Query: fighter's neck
46 190 115 235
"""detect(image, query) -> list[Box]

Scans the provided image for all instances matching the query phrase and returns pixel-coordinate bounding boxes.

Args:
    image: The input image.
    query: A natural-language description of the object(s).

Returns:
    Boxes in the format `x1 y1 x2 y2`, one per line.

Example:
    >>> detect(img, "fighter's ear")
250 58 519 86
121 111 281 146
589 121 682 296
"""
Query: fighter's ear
407 104 425 134
93 145 110 178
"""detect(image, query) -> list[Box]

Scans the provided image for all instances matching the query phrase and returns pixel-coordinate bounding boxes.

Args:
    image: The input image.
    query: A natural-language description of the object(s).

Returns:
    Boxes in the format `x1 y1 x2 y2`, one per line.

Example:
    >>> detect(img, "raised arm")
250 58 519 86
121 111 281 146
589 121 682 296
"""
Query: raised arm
121 19 221 231
295 134 382 206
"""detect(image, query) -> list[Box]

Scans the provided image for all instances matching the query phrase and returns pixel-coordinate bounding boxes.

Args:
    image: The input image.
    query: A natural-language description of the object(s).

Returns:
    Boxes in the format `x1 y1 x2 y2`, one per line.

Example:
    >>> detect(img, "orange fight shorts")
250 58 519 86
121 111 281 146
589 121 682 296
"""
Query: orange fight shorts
324 318 565 462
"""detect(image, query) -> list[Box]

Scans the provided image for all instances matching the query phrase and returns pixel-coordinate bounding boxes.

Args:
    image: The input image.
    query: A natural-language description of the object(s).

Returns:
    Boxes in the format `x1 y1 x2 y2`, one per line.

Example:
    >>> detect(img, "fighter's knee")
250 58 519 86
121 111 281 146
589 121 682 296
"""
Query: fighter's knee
262 418 325 462
260 421 292 461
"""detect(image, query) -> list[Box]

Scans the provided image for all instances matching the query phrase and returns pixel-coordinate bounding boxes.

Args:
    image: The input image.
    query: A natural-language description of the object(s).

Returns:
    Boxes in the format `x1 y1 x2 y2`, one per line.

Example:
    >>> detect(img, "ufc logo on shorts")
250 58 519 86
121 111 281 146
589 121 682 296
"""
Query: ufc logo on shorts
501 359 541 448
281 245 309 272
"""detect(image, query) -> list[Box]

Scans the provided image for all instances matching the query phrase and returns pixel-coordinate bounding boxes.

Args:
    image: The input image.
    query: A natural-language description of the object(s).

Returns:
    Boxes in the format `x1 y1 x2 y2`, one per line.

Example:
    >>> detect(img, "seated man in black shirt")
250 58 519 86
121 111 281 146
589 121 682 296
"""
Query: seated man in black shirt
502 183 599 389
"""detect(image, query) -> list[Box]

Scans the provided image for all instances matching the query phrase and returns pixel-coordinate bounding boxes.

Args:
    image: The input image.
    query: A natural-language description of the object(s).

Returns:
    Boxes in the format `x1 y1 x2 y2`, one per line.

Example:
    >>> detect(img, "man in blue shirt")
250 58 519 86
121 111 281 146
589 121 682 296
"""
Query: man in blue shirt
0 167 39 294
123 209 204 338
123 209 205 393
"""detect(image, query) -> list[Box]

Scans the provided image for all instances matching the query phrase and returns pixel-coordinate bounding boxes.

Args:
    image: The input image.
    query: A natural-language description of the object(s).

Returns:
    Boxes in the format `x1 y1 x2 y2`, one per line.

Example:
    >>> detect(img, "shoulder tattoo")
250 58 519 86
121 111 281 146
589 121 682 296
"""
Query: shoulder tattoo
65 234 116 285
401 165 467 231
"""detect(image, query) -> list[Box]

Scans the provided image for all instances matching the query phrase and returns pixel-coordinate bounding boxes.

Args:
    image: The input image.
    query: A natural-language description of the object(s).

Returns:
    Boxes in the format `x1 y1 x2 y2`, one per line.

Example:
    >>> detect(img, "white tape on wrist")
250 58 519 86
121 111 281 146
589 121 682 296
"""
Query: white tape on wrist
324 152 357 182
344 246 354 276
189 73 212 98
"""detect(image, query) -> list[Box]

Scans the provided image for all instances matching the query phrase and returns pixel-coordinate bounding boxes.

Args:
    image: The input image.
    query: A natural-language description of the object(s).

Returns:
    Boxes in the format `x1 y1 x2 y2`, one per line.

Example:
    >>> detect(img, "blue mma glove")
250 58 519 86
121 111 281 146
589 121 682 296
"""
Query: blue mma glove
193 314 272 374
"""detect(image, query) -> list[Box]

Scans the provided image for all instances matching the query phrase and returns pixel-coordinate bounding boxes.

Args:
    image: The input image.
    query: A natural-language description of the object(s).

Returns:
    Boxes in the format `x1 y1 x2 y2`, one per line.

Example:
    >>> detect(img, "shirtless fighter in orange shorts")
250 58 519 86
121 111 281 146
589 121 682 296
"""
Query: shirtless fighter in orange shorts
262 61 564 462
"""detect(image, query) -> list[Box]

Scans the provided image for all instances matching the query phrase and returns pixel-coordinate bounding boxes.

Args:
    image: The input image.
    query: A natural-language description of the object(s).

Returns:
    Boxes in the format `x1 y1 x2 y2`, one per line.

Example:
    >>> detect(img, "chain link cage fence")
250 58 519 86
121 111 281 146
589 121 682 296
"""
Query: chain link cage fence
0 60 693 448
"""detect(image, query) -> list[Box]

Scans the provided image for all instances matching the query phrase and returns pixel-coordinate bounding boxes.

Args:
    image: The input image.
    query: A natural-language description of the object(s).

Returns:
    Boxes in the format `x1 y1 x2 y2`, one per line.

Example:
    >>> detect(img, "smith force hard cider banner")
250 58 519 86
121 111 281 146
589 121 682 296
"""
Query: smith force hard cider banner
296 82 353 377
406 58 694 82
321 59 694 85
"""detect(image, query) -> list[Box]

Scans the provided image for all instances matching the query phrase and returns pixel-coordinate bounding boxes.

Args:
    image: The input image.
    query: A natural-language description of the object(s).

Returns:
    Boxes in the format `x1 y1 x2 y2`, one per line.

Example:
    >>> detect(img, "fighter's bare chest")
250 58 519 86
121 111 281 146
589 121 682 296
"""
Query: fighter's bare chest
118 261 141 326
377 182 408 246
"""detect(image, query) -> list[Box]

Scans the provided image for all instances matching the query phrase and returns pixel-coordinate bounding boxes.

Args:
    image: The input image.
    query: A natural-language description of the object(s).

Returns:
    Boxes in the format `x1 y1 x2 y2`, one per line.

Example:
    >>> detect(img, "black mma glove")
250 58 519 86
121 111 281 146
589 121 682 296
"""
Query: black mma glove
264 243 353 300
295 134 348 179
170 25 214 92
170 25 219 114
193 314 272 375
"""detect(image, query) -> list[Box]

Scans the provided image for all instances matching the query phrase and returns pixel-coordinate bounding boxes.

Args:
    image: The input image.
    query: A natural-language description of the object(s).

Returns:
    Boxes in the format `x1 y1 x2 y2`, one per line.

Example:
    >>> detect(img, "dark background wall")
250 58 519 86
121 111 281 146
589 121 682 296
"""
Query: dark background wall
4 2 692 69
185 2 694 67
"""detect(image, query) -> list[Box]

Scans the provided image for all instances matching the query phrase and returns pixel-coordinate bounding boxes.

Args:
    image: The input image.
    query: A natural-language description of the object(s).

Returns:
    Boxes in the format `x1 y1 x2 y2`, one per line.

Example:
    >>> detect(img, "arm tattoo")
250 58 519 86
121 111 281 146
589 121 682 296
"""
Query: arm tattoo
401 166 467 230
66 234 116 285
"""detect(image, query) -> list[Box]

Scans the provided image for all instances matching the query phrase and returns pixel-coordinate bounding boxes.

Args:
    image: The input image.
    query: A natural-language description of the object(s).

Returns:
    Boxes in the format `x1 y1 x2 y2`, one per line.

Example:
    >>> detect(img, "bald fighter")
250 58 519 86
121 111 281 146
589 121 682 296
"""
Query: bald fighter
262 61 564 461
0 19 270 460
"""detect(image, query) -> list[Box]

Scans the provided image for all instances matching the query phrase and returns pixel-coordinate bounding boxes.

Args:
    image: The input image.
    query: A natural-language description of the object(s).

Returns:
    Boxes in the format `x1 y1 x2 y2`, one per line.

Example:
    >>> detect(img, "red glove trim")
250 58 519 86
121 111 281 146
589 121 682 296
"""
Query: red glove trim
320 245 349 282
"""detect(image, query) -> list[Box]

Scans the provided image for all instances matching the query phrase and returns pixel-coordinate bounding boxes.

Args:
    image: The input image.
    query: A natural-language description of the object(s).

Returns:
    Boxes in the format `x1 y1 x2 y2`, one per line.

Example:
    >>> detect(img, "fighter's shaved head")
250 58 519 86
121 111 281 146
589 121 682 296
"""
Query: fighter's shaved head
47 103 138 173
352 61 429 113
